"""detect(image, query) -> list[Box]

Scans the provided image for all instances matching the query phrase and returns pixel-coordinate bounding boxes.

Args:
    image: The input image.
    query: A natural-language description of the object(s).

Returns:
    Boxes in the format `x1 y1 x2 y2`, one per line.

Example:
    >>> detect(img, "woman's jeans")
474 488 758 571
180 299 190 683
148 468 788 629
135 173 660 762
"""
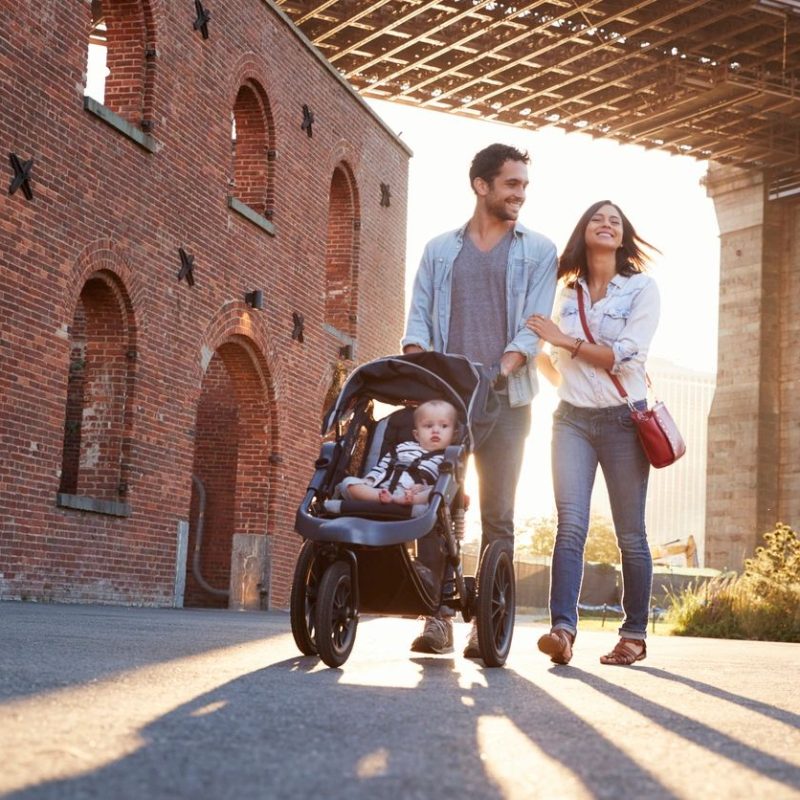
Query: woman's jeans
550 400 652 640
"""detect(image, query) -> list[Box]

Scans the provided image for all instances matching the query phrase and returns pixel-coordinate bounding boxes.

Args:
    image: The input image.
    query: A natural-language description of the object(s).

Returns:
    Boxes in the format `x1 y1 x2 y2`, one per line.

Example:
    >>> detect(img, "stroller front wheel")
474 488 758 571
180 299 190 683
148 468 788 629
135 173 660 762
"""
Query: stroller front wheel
315 559 358 668
476 540 516 667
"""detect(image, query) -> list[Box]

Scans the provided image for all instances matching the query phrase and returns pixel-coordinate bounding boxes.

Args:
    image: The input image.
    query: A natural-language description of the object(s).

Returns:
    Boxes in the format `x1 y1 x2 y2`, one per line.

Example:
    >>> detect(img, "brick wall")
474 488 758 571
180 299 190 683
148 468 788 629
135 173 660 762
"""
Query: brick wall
704 164 799 570
0 0 409 607
779 203 800 540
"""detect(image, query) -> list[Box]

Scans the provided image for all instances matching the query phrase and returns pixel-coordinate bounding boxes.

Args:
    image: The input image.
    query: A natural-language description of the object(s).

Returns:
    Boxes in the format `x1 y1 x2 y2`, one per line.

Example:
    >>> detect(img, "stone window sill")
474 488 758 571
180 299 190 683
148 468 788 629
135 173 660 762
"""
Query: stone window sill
57 493 131 517
84 97 158 153
227 196 276 236
323 324 356 360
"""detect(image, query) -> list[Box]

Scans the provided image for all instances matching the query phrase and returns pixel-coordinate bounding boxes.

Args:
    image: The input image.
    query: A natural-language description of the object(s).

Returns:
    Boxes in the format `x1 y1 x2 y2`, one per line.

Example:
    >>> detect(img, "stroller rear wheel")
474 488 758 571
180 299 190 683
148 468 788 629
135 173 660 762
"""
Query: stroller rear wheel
290 540 320 655
315 560 358 668
476 540 516 667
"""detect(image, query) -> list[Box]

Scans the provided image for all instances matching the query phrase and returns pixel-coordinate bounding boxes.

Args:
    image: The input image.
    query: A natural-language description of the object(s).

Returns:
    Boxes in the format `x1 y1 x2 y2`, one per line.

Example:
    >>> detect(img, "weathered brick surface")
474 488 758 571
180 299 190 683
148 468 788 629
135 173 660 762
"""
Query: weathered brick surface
0 0 409 607
704 164 799 570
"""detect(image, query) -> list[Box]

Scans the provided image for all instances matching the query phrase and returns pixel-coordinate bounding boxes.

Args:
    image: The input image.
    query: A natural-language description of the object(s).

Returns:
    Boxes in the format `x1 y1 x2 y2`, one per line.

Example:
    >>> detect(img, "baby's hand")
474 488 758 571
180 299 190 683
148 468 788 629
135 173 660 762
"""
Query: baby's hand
378 488 394 504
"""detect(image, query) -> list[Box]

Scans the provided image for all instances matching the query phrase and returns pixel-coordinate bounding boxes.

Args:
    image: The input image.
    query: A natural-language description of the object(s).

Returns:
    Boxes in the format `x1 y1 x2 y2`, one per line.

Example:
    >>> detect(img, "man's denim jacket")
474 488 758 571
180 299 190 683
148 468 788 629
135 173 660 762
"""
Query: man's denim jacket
401 221 558 406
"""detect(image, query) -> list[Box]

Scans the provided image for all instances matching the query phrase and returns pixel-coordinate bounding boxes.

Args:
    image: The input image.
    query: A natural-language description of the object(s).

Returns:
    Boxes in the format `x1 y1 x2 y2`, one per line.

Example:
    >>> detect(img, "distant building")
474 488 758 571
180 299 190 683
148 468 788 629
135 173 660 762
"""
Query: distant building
645 359 716 565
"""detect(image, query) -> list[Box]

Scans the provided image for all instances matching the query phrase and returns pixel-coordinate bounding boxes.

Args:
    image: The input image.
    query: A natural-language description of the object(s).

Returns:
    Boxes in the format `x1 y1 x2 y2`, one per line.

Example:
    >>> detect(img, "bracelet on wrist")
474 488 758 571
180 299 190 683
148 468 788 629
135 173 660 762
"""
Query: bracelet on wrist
570 337 584 359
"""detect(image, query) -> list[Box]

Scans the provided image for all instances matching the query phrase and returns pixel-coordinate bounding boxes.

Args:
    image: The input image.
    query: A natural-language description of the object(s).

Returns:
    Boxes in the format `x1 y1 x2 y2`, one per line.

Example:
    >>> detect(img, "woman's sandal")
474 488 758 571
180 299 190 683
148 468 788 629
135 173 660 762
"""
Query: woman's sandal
537 628 574 665
599 637 647 666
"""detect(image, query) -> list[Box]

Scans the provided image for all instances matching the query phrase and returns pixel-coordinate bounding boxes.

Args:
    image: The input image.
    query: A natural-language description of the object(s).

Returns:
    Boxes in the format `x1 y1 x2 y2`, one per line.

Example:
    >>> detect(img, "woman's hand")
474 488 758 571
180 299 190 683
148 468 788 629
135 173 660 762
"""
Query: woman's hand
526 314 570 348
528 314 616 371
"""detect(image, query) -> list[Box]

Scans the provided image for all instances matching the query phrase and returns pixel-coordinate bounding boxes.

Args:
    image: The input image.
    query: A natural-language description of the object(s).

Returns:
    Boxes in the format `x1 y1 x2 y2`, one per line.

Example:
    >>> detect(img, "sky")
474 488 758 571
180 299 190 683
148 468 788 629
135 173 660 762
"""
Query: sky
368 98 720 375
366 98 721 528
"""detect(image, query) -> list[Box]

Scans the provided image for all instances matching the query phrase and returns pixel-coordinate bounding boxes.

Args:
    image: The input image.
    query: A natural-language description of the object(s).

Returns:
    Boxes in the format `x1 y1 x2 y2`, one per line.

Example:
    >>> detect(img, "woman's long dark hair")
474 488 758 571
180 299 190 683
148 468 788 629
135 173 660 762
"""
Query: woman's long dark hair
558 200 659 283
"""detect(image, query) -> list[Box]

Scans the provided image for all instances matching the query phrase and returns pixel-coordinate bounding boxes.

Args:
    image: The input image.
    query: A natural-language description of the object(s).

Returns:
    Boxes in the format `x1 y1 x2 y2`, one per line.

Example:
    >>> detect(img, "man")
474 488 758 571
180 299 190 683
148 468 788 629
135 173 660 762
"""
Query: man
401 143 557 656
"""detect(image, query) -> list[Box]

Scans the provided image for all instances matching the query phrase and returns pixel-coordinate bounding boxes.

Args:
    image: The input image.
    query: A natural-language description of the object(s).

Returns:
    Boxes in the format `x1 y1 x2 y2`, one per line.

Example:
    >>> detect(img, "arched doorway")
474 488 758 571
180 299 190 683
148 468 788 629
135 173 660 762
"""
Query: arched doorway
184 337 273 608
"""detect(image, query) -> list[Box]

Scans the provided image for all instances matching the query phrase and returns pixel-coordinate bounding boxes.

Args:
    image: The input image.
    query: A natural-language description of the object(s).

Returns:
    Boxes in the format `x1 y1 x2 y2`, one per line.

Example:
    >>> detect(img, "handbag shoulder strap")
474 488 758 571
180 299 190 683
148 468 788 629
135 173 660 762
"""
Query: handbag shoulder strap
575 283 629 401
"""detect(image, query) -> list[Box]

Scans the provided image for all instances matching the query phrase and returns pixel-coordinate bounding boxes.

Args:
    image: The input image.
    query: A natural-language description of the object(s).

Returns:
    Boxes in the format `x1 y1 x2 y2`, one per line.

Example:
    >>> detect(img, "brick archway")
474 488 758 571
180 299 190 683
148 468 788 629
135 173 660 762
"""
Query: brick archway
59 269 137 506
185 334 276 608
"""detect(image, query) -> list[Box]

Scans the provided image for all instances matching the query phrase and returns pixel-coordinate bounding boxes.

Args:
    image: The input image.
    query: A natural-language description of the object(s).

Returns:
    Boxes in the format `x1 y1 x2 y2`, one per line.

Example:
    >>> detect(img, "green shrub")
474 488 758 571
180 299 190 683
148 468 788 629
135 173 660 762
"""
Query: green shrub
667 523 800 642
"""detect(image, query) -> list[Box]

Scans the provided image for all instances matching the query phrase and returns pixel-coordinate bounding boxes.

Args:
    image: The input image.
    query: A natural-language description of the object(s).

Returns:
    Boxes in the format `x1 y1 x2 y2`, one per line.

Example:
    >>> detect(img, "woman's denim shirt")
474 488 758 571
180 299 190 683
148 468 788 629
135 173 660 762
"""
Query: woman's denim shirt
401 221 558 406
551 273 660 407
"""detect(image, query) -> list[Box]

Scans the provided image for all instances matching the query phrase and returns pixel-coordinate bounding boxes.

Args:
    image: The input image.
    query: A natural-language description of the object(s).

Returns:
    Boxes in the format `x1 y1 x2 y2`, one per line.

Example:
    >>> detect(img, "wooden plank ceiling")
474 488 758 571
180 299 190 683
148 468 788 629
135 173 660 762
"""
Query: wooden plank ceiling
276 0 800 177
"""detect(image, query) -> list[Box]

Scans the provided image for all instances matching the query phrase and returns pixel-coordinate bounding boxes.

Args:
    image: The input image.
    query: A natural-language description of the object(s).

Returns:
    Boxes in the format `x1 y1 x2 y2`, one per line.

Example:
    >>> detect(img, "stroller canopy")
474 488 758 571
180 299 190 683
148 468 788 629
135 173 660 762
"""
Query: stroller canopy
322 351 499 451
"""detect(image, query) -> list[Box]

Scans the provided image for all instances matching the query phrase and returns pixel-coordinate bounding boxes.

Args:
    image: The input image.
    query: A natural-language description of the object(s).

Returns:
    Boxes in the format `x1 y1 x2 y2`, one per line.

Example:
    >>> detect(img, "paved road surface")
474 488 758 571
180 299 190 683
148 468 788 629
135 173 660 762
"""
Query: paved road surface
1 602 798 799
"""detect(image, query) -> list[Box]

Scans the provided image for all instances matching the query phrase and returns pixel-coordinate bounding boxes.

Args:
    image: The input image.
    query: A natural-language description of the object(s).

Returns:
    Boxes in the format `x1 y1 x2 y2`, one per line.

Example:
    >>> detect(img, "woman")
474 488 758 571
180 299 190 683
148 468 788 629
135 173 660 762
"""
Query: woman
527 200 660 666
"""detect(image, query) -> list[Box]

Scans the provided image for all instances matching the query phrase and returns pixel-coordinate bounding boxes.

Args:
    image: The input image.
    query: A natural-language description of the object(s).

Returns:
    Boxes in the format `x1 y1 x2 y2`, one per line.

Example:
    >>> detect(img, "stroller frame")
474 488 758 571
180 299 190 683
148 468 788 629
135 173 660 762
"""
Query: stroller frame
291 353 516 668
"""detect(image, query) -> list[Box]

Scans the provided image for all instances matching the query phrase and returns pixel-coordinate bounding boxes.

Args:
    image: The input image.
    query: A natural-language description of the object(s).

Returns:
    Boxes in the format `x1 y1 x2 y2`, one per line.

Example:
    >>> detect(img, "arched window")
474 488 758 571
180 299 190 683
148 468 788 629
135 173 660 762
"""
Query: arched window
84 0 156 143
58 272 135 515
228 81 275 233
324 163 360 341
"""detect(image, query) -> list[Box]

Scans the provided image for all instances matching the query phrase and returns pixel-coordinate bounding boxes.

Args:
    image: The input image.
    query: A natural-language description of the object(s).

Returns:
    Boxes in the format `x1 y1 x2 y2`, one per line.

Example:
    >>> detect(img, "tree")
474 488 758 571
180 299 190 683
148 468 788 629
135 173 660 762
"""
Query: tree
517 514 556 557
585 514 620 564
515 513 620 564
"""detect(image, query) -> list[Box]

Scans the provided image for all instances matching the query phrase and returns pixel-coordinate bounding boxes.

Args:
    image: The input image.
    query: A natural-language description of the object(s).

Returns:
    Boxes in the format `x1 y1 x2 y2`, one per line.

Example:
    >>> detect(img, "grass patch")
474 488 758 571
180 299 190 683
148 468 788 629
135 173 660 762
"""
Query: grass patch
666 523 800 642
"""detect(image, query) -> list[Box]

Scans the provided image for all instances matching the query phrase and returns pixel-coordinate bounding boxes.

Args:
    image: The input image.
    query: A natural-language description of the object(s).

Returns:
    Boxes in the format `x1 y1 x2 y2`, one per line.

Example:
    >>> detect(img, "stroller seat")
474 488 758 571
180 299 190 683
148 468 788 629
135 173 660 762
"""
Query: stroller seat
323 406 431 520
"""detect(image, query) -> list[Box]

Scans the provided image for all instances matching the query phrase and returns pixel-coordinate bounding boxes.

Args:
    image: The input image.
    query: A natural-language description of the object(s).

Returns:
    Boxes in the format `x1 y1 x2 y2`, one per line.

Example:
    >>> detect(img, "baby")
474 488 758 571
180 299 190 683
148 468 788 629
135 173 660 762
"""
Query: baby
342 399 458 506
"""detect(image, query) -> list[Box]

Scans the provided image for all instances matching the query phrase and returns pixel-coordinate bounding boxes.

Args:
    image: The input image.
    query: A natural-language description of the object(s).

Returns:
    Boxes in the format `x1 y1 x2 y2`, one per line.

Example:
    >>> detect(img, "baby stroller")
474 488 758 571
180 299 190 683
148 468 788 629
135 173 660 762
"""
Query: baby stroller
292 351 516 668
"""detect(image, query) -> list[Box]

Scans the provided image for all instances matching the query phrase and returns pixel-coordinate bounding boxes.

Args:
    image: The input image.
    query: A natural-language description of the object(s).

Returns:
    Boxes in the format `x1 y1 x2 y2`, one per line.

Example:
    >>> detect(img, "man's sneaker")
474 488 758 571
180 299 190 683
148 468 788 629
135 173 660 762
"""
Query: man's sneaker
410 615 453 654
463 621 481 659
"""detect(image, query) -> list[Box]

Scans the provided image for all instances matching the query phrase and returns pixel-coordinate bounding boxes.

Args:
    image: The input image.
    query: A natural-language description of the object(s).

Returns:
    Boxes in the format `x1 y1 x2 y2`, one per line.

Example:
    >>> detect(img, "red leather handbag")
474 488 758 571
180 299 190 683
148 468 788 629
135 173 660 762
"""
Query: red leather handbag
628 401 686 468
576 285 686 469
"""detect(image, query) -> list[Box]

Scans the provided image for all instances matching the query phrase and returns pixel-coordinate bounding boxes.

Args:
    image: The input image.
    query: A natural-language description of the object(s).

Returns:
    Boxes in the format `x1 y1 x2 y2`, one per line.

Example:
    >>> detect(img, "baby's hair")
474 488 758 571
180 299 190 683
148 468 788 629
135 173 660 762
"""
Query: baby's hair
413 399 458 426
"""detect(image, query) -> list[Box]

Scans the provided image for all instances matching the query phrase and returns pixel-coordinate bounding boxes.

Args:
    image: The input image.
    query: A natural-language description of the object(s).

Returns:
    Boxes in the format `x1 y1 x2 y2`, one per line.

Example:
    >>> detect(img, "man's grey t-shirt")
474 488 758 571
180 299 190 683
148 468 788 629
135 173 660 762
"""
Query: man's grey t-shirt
446 228 511 369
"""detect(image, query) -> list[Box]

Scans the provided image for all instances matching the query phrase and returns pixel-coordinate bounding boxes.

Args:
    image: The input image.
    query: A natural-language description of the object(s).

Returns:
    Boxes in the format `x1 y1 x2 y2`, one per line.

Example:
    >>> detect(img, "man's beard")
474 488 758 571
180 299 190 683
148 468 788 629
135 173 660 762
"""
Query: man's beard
486 195 520 221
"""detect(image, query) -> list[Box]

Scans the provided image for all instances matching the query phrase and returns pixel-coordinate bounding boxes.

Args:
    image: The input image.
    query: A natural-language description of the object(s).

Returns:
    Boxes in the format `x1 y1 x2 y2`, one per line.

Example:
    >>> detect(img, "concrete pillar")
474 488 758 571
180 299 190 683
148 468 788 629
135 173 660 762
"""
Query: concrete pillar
174 520 189 608
228 533 269 611
780 202 800 543
703 164 794 570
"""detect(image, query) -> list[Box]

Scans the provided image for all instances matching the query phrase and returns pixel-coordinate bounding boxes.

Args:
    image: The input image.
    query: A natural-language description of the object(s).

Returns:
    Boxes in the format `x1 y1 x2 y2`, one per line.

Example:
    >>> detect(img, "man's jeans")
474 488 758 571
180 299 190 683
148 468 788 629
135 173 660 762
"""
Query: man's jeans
550 400 652 639
474 395 531 555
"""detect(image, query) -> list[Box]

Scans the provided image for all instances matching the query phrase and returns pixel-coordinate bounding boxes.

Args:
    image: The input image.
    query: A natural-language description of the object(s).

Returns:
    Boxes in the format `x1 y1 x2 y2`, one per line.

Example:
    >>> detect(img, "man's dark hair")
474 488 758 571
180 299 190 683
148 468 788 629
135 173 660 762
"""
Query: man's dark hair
469 143 529 191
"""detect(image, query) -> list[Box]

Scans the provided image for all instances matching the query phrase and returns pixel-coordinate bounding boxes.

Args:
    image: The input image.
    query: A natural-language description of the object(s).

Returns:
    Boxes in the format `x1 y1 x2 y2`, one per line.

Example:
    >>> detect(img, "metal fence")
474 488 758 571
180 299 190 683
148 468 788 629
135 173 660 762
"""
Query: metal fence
462 552 719 612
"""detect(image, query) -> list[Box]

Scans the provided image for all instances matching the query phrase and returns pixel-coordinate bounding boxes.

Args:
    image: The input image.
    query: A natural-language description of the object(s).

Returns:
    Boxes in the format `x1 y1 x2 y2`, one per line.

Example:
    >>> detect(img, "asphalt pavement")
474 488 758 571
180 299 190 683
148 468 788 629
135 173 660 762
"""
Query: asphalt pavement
1 601 798 800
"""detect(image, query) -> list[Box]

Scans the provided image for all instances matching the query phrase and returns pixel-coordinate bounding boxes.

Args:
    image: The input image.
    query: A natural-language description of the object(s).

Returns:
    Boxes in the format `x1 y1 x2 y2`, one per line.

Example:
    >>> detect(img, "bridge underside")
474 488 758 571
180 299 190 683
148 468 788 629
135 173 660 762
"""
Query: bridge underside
279 0 800 567
278 0 800 183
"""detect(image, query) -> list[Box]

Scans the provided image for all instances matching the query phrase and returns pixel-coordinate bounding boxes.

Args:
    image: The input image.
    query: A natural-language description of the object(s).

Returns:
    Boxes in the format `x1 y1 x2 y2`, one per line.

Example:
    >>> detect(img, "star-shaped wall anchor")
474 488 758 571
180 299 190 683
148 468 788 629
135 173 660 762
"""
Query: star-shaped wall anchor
380 182 391 208
193 0 211 39
301 105 314 138
8 153 34 200
291 312 305 343
177 247 196 286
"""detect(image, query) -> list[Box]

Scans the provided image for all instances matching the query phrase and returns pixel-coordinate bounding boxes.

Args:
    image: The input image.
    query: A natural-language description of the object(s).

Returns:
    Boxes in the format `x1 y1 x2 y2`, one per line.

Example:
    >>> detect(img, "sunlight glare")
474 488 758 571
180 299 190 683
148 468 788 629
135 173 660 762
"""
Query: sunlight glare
477 715 592 799
355 747 390 778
